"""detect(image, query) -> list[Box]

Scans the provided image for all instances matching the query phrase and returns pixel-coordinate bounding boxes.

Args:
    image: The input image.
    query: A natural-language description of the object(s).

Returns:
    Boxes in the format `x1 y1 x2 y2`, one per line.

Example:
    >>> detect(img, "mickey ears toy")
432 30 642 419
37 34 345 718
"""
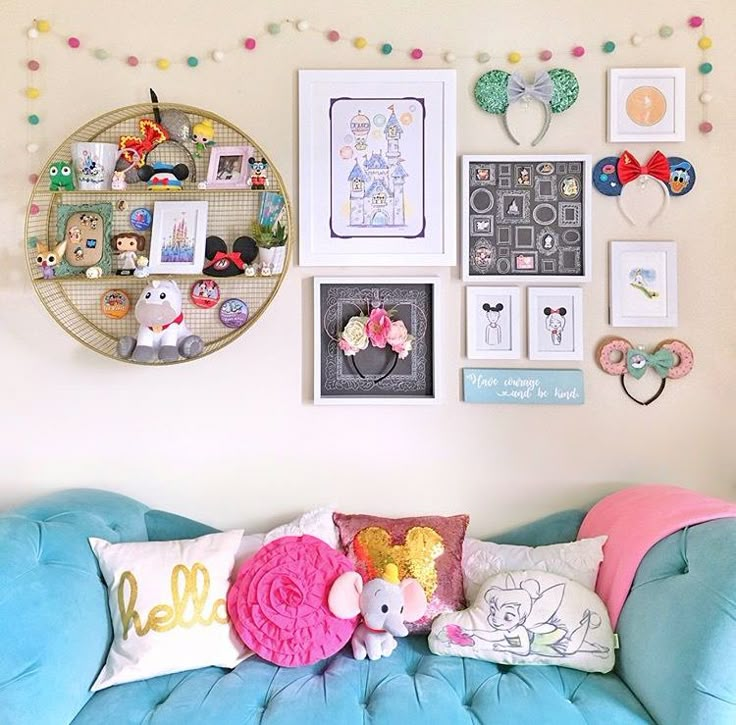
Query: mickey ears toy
598 338 694 406
474 69 579 146
593 151 696 225
204 235 258 277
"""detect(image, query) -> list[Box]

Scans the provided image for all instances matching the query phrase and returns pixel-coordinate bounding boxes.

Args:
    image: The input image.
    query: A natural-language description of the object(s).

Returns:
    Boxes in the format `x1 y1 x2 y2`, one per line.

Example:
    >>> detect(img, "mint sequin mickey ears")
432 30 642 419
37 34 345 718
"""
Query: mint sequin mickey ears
474 68 579 146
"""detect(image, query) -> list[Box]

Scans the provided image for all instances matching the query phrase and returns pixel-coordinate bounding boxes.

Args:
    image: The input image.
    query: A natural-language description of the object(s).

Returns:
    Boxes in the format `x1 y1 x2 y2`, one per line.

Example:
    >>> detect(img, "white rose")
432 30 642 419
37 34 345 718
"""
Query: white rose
340 316 369 355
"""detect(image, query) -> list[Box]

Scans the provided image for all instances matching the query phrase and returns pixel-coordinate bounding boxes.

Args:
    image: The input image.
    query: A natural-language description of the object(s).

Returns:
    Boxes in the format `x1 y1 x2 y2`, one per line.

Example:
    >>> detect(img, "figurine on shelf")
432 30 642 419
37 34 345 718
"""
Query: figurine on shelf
111 232 147 276
85 266 103 279
34 240 67 279
260 264 273 277
117 279 203 363
247 157 269 189
138 162 190 191
244 264 256 277
191 119 215 157
133 255 150 278
48 161 75 192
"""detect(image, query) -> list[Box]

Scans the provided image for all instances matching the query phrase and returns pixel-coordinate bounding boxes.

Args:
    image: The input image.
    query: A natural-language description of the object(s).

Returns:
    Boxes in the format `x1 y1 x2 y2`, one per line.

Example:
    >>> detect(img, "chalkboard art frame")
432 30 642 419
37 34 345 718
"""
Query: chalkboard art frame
313 277 439 405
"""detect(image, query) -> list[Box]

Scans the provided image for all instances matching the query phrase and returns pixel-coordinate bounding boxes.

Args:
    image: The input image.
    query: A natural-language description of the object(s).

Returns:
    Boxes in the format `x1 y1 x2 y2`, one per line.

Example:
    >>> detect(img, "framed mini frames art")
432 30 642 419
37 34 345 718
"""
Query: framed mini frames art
313 277 439 405
299 70 457 266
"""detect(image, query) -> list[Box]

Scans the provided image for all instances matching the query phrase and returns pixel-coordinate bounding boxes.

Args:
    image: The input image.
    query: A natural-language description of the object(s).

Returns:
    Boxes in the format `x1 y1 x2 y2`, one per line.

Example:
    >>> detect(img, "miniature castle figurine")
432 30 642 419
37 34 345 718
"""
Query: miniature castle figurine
348 106 408 228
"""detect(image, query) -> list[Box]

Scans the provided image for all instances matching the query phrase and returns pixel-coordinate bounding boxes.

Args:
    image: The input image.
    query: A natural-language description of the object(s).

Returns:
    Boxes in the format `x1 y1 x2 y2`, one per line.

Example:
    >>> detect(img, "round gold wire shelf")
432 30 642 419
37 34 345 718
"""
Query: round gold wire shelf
24 102 292 365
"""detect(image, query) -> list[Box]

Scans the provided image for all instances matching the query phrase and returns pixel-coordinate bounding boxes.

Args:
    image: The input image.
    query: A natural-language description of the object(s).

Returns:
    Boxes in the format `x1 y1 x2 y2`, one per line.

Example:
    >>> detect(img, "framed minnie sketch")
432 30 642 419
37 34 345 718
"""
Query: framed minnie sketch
527 287 583 361
610 241 678 327
462 155 592 282
608 68 686 143
299 70 456 266
466 287 521 360
205 145 255 189
313 277 439 405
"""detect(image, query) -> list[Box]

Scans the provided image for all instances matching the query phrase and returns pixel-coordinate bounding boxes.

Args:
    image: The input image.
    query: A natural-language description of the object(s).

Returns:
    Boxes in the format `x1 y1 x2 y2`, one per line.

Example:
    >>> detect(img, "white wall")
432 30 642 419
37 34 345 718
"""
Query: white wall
1 0 734 535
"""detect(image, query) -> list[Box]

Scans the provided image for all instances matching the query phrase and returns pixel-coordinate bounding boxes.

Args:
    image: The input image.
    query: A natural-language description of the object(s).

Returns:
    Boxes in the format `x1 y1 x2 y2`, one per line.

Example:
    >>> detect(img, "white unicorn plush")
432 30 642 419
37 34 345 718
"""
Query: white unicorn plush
117 279 203 363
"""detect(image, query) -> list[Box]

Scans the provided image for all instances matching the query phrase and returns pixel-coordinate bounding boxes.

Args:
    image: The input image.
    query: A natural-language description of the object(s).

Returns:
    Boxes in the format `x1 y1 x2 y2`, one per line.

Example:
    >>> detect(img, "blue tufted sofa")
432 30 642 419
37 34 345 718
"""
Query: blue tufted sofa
1 489 735 725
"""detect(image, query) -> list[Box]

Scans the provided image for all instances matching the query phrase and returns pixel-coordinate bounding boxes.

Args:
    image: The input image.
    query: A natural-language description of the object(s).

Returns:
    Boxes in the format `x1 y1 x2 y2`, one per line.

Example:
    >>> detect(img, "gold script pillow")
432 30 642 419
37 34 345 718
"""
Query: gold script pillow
89 530 248 691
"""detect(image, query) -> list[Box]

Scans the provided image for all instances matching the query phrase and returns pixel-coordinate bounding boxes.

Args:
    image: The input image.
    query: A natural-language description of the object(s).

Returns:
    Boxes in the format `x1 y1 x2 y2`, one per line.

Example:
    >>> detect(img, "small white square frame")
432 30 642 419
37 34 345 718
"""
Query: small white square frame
528 287 584 361
466 286 521 360
148 201 208 275
462 155 592 283
608 68 686 143
610 241 678 327
313 276 440 405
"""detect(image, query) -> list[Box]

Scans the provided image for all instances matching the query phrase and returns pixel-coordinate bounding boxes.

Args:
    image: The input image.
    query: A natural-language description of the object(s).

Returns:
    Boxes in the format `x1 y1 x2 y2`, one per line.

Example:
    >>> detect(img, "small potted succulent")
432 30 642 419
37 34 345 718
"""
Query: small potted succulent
251 220 288 275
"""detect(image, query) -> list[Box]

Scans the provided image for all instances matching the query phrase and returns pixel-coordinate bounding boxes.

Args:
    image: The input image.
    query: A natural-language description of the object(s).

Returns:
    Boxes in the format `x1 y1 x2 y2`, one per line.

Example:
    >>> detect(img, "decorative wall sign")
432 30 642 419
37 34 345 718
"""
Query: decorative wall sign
462 155 591 282
299 70 456 266
609 241 678 327
466 286 521 360
463 368 584 405
314 277 438 405
528 287 584 361
608 68 686 143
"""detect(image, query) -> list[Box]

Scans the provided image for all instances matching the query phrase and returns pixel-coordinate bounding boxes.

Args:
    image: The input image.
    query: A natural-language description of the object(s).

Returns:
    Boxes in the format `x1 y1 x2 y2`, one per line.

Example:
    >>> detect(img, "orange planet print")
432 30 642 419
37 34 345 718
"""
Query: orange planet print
625 86 667 127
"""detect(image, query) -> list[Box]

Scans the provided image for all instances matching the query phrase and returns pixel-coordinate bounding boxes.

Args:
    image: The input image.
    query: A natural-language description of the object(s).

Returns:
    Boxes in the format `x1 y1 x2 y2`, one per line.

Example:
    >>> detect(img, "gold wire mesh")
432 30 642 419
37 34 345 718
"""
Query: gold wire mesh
24 103 292 365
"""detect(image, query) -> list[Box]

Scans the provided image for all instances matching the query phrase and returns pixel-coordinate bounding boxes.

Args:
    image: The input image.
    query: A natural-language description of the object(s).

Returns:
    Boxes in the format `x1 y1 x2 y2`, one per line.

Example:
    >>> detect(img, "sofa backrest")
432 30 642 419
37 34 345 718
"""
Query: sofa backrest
616 518 736 725
0 490 150 725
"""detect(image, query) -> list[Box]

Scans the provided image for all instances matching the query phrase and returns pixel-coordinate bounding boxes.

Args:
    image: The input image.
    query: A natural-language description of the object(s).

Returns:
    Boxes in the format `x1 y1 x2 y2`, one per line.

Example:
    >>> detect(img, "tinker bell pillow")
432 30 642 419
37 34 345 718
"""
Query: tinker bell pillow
428 569 615 674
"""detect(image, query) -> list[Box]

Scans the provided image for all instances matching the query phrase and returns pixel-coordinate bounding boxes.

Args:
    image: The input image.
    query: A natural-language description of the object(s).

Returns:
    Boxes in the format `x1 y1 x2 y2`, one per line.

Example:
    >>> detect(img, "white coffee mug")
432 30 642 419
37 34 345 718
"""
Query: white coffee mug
71 142 127 190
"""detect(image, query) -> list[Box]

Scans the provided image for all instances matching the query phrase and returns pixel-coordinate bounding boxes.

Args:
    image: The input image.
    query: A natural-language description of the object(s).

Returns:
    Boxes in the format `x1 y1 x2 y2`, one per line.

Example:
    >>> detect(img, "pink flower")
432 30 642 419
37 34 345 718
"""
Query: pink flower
445 624 475 647
387 320 414 359
366 308 392 348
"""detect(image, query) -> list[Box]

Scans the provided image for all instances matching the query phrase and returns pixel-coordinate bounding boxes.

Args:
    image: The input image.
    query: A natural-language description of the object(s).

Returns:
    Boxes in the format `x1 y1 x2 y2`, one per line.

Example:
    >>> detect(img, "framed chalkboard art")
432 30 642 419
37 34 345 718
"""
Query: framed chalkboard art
462 155 592 283
313 277 439 405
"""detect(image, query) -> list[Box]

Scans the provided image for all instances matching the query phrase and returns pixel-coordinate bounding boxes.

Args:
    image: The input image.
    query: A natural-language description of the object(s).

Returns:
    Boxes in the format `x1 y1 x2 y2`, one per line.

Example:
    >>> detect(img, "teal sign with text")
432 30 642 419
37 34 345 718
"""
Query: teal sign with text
464 368 584 405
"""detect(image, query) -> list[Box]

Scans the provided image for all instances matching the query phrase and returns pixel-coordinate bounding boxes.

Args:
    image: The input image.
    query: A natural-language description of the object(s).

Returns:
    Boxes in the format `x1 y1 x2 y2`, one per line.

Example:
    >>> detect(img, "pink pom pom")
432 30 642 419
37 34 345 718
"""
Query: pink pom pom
539 49 553 61
699 121 714 134
30 204 40 216
126 55 139 67
327 29 340 42
27 59 40 71
689 16 704 28
244 37 256 50
67 37 81 49
410 48 423 60
28 173 39 184
572 45 585 57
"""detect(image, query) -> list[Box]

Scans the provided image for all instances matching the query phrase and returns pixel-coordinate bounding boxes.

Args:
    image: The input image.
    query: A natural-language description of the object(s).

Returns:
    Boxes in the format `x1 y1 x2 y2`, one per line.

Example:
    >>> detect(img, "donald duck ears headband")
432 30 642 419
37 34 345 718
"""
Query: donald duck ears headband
593 151 696 225
598 338 694 406
474 69 579 146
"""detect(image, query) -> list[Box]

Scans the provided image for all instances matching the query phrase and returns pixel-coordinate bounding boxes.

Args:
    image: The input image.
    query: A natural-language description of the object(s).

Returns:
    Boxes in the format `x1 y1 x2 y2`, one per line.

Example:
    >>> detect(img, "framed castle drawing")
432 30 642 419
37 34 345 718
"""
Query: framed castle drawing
299 70 456 266
148 201 208 275
462 155 592 283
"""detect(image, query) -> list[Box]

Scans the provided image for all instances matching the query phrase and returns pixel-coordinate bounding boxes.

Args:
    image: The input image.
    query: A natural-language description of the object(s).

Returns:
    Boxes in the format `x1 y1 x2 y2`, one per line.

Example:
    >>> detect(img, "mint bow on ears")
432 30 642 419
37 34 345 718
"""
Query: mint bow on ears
626 348 675 380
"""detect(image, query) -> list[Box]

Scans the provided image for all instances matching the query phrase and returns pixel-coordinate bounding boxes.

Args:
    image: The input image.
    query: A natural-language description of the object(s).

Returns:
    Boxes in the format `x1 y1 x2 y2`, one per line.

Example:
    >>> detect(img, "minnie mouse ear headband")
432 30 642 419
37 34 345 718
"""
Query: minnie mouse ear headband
474 68 579 146
593 151 696 225
598 338 694 406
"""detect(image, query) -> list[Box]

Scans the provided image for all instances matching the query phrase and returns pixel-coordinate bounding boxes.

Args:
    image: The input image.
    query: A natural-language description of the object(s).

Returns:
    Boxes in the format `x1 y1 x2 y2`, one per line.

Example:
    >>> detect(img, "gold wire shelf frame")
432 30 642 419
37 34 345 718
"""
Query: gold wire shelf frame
24 102 292 365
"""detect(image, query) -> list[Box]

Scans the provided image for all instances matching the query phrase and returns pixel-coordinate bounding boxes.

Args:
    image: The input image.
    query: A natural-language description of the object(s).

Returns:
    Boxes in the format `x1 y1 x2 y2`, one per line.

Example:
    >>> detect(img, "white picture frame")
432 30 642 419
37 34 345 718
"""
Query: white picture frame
313 276 440 405
148 201 208 275
608 68 686 143
610 241 678 327
528 287 584 361
461 155 592 283
299 70 456 266
466 286 521 359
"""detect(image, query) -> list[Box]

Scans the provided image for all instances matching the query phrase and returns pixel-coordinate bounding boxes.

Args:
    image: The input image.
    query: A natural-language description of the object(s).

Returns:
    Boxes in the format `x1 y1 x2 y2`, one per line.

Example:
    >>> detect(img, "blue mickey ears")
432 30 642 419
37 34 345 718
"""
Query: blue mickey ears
593 152 696 197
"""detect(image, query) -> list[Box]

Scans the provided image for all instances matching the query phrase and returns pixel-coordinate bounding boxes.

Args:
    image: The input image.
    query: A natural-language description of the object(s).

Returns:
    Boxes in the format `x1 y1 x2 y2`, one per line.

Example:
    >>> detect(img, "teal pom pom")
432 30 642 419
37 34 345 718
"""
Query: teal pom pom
548 68 580 113
474 70 511 115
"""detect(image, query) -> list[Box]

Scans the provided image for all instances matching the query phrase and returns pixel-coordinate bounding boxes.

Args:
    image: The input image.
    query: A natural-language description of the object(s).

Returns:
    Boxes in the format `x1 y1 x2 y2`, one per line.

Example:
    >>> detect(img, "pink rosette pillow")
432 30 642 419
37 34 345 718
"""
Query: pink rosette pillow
227 535 358 667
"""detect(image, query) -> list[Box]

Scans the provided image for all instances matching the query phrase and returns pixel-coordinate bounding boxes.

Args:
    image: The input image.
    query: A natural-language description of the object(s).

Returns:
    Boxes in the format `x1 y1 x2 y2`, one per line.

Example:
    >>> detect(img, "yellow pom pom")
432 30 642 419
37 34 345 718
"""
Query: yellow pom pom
698 36 713 50
156 58 170 70
508 51 522 64
383 563 400 585
354 36 368 50
25 87 40 99
35 19 51 33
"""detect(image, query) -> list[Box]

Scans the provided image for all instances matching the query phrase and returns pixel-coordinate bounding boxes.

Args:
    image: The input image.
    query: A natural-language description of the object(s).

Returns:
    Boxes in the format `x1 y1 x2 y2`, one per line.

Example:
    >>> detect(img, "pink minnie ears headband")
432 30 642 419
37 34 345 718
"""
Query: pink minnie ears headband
474 68 579 146
598 338 694 406
593 151 696 225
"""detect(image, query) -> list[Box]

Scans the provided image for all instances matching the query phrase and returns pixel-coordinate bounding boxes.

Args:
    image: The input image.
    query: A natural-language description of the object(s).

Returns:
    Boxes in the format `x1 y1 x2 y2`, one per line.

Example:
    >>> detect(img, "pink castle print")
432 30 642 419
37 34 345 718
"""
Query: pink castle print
161 213 195 264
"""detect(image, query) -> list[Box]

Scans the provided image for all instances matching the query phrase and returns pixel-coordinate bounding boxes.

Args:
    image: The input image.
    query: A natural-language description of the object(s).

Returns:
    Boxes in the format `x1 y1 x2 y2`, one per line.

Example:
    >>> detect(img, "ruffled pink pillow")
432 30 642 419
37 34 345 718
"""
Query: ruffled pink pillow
227 535 357 667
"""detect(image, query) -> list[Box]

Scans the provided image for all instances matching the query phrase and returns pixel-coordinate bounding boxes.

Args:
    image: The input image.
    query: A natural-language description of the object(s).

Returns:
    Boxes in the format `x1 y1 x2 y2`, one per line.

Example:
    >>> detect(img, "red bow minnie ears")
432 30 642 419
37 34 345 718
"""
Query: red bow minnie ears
617 150 670 184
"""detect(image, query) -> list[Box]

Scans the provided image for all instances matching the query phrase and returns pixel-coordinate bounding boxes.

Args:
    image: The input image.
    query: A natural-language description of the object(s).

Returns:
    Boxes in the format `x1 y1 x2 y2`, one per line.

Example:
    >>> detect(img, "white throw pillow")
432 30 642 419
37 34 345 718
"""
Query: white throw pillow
429 569 615 674
462 536 607 603
90 530 249 691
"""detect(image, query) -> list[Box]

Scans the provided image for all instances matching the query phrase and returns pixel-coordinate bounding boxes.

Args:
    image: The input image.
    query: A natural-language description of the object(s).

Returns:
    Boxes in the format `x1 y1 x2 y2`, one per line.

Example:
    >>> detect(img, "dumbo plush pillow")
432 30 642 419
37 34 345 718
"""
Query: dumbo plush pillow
334 513 469 633
429 570 615 674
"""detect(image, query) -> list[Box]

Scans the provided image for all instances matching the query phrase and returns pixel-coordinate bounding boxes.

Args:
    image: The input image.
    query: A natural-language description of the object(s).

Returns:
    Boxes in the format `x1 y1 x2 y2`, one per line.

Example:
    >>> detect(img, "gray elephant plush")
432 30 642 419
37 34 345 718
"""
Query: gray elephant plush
328 563 427 660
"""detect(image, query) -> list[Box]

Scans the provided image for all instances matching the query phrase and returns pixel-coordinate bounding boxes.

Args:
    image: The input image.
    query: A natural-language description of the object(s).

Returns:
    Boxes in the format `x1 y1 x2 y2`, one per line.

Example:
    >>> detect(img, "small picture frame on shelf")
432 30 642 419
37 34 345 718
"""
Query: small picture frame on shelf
610 241 678 327
314 277 439 405
528 287 584 361
608 68 686 143
205 145 255 189
148 201 209 275
466 286 521 360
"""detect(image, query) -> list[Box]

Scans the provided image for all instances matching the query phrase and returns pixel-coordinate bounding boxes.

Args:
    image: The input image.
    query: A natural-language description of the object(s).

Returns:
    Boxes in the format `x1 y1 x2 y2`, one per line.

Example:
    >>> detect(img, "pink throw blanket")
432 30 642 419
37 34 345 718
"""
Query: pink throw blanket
579 484 736 629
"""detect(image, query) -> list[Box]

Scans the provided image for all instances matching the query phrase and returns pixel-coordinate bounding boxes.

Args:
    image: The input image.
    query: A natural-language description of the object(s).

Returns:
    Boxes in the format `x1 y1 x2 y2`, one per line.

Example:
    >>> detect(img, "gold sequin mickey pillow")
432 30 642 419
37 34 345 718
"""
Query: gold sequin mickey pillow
333 513 469 634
